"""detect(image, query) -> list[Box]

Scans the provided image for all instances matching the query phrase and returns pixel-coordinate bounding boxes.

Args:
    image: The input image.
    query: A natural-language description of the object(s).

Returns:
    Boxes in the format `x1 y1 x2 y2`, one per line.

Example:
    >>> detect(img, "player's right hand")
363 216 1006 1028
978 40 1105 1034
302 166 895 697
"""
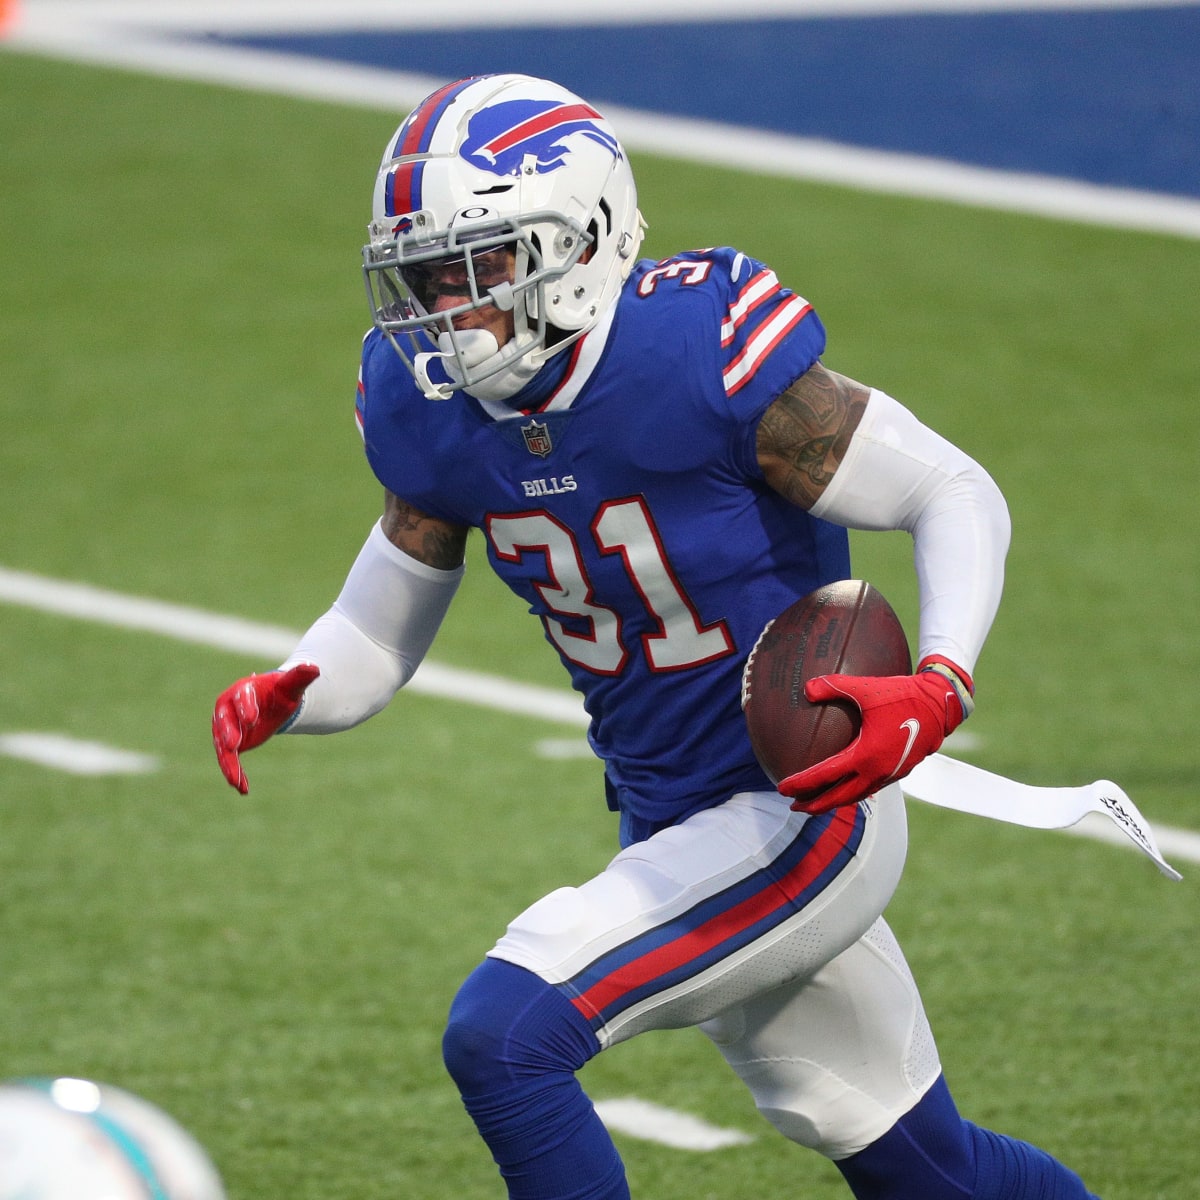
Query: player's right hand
778 658 972 813
212 663 320 795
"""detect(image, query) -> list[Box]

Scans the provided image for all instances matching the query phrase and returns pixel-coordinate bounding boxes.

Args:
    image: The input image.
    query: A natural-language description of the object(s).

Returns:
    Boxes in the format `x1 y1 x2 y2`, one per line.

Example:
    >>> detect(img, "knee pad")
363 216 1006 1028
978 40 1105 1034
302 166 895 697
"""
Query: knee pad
442 960 628 1199
443 957 599 1098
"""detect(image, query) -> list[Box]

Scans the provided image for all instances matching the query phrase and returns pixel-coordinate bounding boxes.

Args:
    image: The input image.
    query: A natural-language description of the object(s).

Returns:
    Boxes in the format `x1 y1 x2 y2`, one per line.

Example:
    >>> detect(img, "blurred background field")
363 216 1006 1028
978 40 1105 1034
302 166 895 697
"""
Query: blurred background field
1 41 1198 1200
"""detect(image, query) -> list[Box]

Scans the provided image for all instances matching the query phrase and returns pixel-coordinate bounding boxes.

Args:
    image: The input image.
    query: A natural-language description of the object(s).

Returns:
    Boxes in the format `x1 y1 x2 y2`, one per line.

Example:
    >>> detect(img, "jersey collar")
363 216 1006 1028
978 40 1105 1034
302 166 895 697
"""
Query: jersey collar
472 301 618 422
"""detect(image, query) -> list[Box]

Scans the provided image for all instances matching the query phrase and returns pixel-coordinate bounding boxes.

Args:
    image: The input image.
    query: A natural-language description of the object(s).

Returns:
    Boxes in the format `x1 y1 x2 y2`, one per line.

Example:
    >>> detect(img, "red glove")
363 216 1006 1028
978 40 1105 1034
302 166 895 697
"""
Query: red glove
778 655 974 814
212 663 320 795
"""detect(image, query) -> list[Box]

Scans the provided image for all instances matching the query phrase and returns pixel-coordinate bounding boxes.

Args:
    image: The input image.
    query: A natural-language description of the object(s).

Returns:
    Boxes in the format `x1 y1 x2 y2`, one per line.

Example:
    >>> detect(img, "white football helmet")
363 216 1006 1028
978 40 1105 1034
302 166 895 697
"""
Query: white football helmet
362 74 645 400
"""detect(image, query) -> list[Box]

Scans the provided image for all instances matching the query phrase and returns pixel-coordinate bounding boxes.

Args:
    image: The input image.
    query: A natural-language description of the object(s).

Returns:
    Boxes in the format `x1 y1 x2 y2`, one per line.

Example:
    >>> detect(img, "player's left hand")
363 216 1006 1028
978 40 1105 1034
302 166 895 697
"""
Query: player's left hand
778 657 973 814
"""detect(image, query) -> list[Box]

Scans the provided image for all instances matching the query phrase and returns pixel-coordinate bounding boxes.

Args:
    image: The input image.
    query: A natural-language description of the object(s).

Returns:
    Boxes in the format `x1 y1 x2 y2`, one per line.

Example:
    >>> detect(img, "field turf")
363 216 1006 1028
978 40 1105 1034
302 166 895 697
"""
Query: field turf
1 50 1198 1199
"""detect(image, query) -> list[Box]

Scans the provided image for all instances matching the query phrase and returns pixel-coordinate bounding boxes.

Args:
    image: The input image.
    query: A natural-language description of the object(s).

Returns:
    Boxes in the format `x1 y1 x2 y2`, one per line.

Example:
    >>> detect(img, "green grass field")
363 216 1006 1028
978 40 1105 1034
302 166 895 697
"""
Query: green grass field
1 49 1198 1199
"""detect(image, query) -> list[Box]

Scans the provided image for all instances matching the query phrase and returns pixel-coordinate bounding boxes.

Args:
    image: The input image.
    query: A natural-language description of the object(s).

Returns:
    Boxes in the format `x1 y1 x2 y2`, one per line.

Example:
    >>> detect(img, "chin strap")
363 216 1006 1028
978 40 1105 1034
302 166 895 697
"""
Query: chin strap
414 329 498 400
412 350 457 400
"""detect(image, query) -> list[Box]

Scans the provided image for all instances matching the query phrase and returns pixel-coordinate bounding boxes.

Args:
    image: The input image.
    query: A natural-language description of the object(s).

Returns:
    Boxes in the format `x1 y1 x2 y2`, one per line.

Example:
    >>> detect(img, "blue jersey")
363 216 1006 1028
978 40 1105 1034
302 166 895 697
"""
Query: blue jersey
356 247 851 838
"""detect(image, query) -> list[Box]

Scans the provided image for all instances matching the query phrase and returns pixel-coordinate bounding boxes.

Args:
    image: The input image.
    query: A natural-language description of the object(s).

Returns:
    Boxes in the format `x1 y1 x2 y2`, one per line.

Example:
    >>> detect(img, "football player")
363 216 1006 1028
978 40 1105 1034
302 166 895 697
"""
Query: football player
213 74 1099 1200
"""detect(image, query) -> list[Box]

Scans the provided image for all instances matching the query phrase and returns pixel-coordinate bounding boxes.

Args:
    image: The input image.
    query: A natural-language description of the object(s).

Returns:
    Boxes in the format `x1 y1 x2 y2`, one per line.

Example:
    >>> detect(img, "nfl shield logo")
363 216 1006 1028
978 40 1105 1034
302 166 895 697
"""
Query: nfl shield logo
521 419 553 457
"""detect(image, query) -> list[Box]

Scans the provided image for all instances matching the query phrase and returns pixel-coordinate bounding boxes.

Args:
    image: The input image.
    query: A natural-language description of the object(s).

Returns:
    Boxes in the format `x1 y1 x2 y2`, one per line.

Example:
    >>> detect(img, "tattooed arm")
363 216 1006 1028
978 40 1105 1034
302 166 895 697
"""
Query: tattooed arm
758 362 1010 680
382 489 470 570
755 364 870 509
750 361 1011 812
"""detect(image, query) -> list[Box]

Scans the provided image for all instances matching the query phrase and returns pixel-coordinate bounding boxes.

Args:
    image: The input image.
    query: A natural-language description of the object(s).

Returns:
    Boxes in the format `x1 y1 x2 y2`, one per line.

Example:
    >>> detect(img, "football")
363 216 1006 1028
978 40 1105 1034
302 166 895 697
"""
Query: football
741 580 911 784
0 1077 226 1200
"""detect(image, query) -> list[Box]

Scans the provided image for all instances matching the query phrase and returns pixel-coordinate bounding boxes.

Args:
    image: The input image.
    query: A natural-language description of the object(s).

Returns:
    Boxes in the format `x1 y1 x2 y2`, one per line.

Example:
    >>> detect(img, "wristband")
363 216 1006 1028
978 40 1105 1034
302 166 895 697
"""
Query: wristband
918 654 975 721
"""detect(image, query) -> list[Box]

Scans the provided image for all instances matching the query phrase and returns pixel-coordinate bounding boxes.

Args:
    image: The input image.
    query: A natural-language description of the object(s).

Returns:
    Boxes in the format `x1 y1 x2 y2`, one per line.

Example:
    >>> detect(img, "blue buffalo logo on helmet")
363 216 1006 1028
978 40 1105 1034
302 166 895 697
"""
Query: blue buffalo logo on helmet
460 99 620 178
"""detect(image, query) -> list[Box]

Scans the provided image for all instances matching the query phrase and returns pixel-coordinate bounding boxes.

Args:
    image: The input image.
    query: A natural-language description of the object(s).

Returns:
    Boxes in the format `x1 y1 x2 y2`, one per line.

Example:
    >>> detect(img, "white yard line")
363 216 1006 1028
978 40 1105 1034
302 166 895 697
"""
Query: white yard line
1066 811 1200 868
2 564 1197 868
0 731 160 775
0 565 589 727
593 1098 754 1151
11 0 1200 30
5 0 1200 241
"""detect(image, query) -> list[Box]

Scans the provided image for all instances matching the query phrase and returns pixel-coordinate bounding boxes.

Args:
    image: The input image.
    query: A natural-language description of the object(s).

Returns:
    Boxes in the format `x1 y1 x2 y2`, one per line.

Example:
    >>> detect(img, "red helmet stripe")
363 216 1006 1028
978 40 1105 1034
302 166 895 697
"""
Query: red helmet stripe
391 76 479 158
386 160 425 219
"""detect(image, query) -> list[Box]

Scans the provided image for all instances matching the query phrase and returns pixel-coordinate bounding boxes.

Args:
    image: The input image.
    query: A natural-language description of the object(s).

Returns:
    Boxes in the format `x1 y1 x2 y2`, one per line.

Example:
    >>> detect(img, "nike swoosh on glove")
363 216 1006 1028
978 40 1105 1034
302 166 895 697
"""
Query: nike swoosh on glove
212 662 320 795
778 655 974 814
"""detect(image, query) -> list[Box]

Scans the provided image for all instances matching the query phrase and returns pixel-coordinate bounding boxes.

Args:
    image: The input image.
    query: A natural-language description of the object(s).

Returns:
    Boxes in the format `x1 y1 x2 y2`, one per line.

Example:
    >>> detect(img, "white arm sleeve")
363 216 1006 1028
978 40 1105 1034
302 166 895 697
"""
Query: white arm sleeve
278 520 465 734
808 388 1011 674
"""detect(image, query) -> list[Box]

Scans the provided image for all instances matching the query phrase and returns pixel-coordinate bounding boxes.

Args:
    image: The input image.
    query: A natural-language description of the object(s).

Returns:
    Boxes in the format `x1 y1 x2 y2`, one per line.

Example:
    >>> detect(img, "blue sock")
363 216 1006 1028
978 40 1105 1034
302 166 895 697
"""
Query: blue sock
836 1075 1100 1200
969 1123 1100 1200
443 958 629 1200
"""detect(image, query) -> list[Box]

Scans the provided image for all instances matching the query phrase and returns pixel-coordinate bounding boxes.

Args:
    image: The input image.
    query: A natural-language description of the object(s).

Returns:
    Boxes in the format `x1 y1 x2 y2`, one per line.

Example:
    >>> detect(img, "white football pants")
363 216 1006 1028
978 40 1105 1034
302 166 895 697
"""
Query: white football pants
489 786 941 1158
